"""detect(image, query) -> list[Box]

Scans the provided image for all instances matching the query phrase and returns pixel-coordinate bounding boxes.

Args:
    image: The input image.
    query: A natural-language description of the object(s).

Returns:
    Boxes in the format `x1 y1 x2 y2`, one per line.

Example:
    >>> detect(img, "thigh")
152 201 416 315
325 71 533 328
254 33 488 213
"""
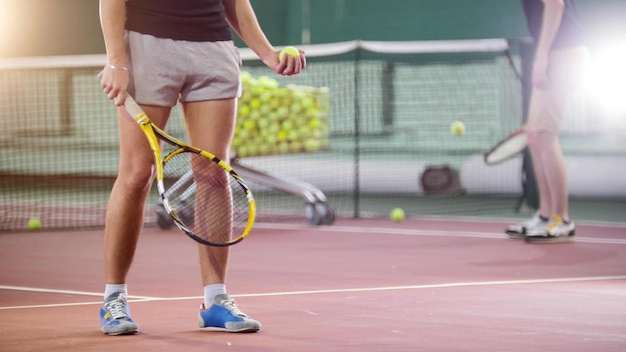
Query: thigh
527 46 588 133
182 99 237 162
527 88 559 133
550 46 589 94
117 104 172 177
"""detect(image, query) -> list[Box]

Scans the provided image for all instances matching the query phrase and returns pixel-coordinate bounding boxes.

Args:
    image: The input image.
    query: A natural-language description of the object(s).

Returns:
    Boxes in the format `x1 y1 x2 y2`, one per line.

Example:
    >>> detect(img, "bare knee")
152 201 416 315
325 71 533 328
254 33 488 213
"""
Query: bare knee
117 164 155 194
195 168 229 189
526 129 557 150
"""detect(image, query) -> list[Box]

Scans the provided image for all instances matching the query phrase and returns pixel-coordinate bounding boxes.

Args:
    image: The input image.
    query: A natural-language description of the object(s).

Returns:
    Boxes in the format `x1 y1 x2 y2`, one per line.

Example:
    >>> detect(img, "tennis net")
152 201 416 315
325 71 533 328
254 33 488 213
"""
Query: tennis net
6 38 608 231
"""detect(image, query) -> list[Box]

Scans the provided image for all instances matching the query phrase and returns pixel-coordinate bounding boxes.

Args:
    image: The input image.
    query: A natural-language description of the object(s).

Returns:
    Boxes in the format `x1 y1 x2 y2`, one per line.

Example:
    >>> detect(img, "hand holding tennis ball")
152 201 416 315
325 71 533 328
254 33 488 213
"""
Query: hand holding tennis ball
279 46 301 61
450 121 466 136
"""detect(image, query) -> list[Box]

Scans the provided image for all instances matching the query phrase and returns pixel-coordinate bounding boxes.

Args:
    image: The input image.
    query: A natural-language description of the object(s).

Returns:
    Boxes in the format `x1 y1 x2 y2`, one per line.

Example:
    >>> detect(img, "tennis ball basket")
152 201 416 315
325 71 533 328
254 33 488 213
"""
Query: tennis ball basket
232 71 330 158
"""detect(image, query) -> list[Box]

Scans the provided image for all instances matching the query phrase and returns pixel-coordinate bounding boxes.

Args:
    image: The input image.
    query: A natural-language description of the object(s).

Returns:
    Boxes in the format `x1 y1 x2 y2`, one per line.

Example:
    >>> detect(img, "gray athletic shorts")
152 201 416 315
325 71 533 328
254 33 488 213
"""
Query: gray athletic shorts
125 31 242 107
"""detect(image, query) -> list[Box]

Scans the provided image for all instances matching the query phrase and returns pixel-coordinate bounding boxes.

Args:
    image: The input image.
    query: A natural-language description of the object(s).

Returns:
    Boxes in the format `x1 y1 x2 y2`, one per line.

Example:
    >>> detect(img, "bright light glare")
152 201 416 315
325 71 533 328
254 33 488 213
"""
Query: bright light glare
0 0 14 52
586 44 626 114
0 2 6 44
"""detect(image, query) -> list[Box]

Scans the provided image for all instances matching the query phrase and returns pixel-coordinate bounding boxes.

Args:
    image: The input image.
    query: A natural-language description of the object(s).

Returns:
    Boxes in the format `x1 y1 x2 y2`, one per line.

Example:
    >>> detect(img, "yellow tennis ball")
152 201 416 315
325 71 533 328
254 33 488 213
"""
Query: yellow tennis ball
279 46 300 61
27 217 41 230
450 121 466 136
390 208 405 222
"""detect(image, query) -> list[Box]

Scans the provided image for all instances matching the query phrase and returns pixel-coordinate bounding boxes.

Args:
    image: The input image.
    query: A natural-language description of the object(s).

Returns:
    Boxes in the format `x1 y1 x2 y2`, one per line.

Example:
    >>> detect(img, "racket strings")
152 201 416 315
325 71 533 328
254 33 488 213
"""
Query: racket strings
162 151 250 245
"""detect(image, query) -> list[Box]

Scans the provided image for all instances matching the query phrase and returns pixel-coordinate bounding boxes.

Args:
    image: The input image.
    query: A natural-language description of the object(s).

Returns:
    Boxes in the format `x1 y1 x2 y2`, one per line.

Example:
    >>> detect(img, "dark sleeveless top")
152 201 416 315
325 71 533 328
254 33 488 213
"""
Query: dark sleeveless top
125 0 232 42
522 0 585 49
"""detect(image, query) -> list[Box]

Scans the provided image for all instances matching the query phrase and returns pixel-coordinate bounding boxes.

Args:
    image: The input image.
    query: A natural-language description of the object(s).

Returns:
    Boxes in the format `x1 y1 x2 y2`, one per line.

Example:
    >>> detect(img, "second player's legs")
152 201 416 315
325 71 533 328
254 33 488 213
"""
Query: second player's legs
526 46 588 222
527 127 566 219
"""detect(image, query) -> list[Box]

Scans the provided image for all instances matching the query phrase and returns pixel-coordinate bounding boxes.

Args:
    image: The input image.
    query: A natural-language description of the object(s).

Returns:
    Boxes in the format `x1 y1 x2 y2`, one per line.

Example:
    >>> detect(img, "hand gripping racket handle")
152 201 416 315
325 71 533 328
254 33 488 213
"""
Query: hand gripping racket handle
95 71 143 118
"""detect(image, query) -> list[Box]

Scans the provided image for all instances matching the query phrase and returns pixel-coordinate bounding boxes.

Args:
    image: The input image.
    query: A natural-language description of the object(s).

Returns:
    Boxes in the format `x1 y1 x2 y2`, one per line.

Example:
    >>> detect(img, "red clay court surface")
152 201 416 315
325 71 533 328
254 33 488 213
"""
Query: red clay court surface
1 217 625 352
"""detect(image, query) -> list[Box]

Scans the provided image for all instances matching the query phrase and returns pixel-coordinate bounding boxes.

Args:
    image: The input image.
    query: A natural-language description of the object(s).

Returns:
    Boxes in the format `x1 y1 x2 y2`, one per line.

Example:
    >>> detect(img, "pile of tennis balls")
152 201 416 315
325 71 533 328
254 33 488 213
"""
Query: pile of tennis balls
233 71 330 157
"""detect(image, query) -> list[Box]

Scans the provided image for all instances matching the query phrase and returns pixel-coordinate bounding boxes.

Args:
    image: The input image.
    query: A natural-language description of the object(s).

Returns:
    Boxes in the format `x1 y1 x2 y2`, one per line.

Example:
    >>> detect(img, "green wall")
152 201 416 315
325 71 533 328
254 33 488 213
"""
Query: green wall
240 0 530 47
286 0 526 42
0 0 624 57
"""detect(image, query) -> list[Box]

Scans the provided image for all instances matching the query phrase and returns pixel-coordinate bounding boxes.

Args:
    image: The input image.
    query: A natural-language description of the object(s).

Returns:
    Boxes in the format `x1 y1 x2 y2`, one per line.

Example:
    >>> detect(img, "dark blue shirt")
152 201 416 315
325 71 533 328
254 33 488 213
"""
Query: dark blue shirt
125 0 232 42
522 0 585 49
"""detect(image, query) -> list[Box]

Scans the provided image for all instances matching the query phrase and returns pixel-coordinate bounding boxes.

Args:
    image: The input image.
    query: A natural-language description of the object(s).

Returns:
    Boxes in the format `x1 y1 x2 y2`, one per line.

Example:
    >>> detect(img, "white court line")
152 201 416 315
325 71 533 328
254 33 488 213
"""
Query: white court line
1 275 626 311
0 286 159 310
397 215 626 228
0 285 157 299
254 223 626 245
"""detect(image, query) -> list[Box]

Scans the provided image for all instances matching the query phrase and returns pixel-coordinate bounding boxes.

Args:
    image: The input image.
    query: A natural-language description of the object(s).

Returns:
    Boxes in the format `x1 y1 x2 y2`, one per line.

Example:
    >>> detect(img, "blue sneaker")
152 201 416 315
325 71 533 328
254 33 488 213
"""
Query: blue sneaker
100 292 139 335
198 294 261 333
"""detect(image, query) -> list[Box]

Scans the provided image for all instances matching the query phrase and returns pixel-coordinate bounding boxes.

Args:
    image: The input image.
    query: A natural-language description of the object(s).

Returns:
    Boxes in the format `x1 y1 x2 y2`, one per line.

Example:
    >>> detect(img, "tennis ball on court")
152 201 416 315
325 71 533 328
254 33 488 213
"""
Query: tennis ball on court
450 121 466 136
279 46 300 61
390 208 405 222
27 217 41 230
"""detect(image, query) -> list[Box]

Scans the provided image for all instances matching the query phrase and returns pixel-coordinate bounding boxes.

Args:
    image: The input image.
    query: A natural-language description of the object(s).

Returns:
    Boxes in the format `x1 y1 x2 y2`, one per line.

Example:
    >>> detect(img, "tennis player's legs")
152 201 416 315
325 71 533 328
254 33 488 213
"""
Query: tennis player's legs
104 32 182 288
101 31 181 335
182 100 236 285
174 36 259 333
176 40 242 287
103 31 258 333
116 35 241 288
106 34 243 287
104 106 171 286
526 45 588 228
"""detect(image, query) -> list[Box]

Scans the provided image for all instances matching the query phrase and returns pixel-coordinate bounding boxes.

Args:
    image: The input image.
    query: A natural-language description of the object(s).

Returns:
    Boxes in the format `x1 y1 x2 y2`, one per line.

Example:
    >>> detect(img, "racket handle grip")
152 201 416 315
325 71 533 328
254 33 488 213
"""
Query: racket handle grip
123 95 145 118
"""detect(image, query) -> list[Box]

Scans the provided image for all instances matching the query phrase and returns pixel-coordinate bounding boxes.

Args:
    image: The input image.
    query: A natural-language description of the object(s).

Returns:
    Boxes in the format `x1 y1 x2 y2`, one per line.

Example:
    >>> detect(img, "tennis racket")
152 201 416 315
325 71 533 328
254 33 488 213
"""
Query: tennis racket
484 126 528 165
123 95 255 247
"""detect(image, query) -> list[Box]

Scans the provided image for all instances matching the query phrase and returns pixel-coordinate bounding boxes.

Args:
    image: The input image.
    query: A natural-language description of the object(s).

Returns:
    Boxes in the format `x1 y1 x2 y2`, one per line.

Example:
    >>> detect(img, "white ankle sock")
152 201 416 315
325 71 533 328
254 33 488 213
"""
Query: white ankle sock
204 284 226 307
104 284 128 300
